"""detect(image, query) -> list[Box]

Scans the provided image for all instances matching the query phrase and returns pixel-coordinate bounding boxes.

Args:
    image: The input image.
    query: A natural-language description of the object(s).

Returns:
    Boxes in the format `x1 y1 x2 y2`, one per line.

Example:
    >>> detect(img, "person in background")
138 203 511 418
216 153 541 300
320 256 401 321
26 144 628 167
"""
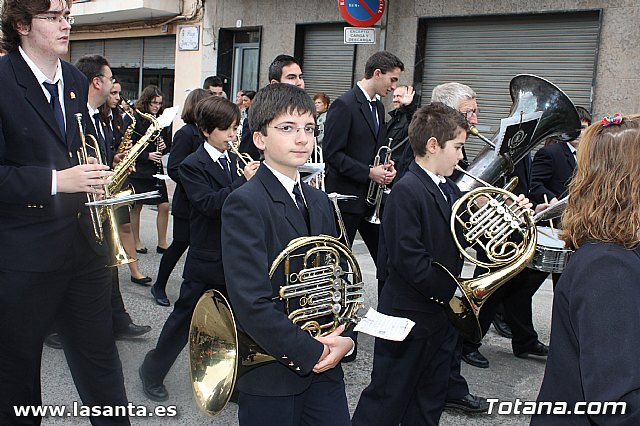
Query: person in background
235 89 245 109
268 54 304 88
128 85 172 260
241 89 256 112
313 93 330 146
151 88 213 307
203 75 226 98
387 84 417 172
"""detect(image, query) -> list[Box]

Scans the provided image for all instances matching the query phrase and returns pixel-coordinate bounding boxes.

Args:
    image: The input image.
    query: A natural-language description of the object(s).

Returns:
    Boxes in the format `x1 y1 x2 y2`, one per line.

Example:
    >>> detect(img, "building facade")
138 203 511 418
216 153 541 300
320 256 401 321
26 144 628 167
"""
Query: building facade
66 0 638 156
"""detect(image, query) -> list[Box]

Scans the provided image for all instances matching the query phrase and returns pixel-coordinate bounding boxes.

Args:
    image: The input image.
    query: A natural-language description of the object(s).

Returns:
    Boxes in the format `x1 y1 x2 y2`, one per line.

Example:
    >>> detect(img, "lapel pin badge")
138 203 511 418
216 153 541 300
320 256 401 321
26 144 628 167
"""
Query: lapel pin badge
70 92 76 100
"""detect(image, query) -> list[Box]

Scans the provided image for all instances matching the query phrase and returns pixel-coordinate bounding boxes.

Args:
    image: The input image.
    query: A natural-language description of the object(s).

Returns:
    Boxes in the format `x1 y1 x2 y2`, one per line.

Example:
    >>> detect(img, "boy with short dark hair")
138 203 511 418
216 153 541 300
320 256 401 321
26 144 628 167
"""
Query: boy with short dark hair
139 96 259 402
221 83 353 426
353 102 472 425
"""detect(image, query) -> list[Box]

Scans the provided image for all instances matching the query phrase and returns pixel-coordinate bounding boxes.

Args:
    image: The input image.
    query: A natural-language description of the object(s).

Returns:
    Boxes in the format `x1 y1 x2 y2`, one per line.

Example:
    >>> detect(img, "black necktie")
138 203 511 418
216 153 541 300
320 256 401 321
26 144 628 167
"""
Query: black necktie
439 181 454 208
292 183 310 232
218 156 232 183
92 112 107 159
369 100 379 135
42 82 66 140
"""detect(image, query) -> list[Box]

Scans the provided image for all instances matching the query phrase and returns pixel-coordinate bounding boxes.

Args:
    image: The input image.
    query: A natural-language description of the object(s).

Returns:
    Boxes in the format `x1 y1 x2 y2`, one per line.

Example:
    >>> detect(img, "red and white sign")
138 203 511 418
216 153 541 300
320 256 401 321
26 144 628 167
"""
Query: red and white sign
338 0 385 28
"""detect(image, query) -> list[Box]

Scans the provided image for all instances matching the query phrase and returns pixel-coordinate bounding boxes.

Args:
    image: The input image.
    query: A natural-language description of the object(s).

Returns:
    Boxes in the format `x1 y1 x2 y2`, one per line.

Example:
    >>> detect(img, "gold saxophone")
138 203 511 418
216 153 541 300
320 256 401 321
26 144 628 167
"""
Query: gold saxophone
107 109 161 195
116 105 136 154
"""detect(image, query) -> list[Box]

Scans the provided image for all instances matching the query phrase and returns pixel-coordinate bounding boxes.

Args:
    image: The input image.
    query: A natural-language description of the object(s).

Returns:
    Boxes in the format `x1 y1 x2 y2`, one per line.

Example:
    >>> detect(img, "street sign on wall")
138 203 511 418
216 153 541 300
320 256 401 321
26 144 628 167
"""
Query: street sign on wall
344 27 376 44
338 0 385 27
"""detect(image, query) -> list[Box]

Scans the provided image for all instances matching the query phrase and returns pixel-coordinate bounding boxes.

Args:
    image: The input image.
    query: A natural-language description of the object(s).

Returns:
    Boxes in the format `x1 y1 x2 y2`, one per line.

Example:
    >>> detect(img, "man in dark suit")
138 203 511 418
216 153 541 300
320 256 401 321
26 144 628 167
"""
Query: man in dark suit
353 103 483 425
222 84 354 426
323 51 403 266
139 96 259 401
0 1 129 424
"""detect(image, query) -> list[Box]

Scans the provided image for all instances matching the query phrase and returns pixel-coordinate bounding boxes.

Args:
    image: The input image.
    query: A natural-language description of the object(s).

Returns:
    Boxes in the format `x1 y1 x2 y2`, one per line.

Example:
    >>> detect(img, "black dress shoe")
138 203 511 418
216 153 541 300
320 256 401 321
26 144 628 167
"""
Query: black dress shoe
136 247 148 254
44 333 63 350
461 350 490 368
156 246 167 254
151 286 170 307
445 393 490 413
139 365 169 402
115 323 152 340
131 276 152 286
514 341 549 358
492 317 513 339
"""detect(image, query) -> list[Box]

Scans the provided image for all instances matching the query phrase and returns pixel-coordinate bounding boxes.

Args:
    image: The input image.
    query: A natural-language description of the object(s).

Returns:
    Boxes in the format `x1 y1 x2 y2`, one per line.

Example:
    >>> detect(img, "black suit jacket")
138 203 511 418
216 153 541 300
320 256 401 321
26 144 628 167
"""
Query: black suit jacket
179 145 246 285
221 165 344 396
0 51 106 272
530 142 575 204
323 85 389 214
169 123 203 219
378 161 463 335
532 243 640 425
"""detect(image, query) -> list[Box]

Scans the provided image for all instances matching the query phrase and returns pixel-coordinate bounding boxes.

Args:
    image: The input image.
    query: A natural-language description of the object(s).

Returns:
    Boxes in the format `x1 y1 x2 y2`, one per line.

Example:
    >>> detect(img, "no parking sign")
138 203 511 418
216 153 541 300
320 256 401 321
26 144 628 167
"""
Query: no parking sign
338 0 385 27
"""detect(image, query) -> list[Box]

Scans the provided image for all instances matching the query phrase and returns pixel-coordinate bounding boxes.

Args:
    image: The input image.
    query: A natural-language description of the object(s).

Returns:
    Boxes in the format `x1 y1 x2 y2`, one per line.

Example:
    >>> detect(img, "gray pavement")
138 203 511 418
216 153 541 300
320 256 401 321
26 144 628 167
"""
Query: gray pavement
41 181 553 425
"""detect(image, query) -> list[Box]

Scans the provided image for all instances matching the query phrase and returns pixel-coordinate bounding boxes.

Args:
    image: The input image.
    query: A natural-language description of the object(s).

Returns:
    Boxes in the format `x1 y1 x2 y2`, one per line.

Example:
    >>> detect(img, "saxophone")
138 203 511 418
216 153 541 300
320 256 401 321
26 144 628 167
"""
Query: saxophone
107 109 161 195
116 105 136 154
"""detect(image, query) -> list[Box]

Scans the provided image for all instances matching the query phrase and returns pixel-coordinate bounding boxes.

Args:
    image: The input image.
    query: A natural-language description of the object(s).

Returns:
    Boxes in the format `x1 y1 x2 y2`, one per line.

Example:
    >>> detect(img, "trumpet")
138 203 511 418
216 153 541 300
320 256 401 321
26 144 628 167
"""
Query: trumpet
228 135 255 176
74 113 134 267
365 143 392 224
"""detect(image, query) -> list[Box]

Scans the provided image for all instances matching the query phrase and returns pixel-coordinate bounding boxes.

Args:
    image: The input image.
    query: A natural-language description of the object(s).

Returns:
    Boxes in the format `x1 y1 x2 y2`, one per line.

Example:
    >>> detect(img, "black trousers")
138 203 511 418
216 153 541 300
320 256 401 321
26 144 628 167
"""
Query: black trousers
238 375 350 426
341 211 379 266
353 320 459 426
462 267 549 355
154 217 190 292
142 277 226 385
0 227 129 426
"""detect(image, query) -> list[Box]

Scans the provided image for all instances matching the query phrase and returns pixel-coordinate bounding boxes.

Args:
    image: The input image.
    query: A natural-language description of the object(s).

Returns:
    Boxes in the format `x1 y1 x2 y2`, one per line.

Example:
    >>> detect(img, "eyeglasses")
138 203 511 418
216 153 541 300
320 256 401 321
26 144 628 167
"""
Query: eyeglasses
33 15 75 25
461 110 477 119
98 74 116 84
150 101 163 106
269 124 319 138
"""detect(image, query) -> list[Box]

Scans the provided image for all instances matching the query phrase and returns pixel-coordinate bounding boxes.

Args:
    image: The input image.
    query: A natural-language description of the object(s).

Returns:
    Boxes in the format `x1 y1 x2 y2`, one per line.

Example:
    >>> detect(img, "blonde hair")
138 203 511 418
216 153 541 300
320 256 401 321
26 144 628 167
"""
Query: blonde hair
561 114 640 249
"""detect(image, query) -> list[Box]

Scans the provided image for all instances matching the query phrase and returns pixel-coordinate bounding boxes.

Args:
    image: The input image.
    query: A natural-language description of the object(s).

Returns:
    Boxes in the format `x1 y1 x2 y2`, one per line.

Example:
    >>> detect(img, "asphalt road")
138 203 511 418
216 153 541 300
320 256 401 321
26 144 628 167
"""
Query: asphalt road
41 184 553 425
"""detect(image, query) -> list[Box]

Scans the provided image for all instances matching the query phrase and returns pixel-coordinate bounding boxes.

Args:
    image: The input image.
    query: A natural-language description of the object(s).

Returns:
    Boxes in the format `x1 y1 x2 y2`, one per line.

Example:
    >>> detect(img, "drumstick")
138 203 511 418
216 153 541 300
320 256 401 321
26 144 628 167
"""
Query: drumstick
544 194 555 235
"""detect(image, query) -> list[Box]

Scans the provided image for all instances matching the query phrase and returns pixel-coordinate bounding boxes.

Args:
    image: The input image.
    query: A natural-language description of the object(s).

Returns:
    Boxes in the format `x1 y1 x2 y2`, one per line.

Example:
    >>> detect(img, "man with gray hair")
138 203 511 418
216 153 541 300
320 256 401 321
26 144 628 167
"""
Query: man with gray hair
396 82 478 180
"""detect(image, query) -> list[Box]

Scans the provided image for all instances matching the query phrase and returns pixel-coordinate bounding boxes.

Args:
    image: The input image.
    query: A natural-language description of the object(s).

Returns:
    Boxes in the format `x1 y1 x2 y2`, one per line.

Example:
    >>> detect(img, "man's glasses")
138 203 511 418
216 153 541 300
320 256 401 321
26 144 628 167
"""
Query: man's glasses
269 124 319 138
98 74 116 84
33 15 75 25
461 110 477 120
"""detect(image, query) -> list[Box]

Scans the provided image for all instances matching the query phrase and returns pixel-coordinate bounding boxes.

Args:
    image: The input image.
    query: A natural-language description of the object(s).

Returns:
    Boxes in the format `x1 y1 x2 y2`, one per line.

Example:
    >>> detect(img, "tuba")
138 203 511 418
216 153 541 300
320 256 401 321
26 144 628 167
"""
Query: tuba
456 74 581 192
441 166 537 343
188 193 364 416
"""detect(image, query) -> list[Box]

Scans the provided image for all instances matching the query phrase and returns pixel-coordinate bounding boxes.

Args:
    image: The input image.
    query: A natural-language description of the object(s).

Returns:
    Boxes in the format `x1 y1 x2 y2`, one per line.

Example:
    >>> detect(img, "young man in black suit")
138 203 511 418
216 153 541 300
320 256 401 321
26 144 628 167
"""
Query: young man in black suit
139 96 259 401
323 51 403 266
353 103 483 425
221 83 354 426
0 1 129 424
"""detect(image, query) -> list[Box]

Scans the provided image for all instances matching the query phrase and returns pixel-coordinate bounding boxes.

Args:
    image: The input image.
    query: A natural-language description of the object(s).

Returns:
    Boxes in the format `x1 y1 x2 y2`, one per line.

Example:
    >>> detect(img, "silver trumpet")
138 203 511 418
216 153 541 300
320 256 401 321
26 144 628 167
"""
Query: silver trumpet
365 143 392 224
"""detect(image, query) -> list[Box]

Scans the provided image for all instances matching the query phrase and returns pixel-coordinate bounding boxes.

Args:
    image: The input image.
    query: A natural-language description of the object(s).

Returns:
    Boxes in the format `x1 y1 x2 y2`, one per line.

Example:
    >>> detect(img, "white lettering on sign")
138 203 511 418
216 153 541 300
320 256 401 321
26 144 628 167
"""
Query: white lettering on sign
344 27 376 44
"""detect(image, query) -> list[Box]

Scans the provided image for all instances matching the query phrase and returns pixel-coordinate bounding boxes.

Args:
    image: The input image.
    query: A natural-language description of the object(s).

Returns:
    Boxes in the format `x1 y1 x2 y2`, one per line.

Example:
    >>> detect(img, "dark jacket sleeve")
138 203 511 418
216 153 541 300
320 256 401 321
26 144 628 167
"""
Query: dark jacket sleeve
530 147 557 204
322 97 370 184
168 125 200 184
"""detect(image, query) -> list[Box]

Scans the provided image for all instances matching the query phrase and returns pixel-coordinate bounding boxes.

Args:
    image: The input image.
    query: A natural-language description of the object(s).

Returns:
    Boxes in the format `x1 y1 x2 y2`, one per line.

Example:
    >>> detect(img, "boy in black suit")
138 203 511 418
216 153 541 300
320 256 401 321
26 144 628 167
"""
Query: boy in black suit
139 96 259 401
353 103 480 425
221 83 354 426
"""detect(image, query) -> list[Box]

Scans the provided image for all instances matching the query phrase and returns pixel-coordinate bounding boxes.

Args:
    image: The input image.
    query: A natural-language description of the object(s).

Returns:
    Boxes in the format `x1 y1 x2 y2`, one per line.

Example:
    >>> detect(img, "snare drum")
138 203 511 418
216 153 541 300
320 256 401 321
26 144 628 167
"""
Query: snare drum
528 226 573 273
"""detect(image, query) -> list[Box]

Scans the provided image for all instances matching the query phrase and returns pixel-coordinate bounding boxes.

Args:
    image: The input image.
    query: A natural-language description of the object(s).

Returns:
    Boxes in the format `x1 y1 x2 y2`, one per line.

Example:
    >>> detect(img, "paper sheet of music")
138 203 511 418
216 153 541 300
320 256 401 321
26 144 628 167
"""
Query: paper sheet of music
354 308 415 341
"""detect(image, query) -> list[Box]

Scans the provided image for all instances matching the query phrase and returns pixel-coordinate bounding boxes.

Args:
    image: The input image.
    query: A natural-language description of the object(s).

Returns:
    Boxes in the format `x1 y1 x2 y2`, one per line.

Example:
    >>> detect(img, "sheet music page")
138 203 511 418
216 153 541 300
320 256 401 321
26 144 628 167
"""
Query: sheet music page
354 307 415 341
156 106 179 128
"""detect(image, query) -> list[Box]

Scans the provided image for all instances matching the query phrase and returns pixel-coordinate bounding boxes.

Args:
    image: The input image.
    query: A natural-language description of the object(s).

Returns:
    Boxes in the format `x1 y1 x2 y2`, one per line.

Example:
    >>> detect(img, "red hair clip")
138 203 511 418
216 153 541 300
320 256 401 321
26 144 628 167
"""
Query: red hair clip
601 113 622 127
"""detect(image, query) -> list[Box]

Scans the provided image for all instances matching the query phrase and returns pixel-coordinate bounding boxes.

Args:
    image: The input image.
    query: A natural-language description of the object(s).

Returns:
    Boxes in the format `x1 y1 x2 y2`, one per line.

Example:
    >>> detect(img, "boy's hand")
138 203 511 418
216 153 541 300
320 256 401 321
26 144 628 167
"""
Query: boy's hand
312 325 353 373
243 160 260 181
369 161 395 185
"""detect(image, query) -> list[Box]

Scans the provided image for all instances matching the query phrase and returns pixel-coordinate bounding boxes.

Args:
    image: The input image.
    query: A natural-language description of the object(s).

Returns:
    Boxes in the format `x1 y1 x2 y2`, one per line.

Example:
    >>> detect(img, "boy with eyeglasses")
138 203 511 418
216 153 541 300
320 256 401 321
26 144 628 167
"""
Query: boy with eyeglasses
0 0 129 424
221 83 354 426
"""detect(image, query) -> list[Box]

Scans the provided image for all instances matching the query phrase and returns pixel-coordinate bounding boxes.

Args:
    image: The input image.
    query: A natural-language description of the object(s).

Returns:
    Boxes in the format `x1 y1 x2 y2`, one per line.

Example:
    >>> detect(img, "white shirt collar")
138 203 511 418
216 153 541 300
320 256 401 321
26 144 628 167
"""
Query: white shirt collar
87 104 100 118
417 163 449 200
357 82 380 103
203 142 228 163
566 141 577 155
262 162 304 203
19 46 63 87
